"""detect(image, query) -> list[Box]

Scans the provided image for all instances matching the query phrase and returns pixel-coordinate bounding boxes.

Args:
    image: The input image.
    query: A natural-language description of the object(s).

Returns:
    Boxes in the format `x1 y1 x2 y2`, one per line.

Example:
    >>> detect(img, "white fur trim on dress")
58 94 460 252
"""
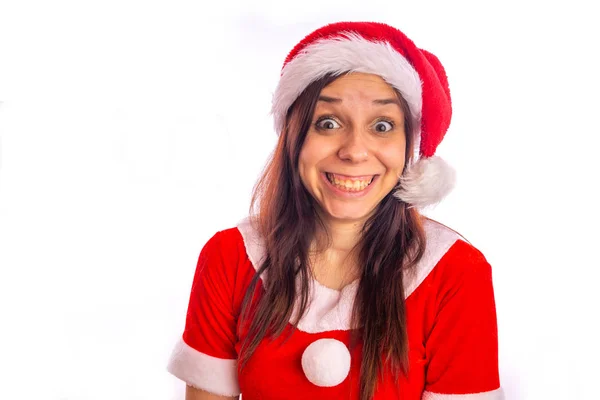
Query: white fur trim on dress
167 338 241 397
422 388 505 400
236 216 460 333
403 218 462 297
394 156 457 209
237 216 268 284
271 32 423 135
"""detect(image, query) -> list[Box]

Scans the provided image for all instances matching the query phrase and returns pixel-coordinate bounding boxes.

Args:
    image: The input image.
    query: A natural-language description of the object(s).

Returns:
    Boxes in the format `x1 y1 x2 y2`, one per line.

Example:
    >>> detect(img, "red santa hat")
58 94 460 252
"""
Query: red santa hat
271 22 456 208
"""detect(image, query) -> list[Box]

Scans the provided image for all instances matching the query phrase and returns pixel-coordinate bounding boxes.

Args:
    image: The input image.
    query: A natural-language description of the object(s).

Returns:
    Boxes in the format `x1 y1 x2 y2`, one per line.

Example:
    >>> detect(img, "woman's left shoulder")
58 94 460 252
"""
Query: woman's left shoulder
406 218 491 298
421 217 491 277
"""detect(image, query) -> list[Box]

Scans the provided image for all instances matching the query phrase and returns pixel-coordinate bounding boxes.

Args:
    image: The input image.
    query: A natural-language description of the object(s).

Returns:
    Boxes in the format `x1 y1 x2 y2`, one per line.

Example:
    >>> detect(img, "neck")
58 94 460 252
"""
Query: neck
308 216 365 287
311 216 365 256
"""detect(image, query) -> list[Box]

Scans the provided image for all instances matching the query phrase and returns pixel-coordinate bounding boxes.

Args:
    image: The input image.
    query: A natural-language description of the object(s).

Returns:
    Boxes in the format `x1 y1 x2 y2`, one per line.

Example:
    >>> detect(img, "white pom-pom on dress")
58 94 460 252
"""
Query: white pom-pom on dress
301 338 351 387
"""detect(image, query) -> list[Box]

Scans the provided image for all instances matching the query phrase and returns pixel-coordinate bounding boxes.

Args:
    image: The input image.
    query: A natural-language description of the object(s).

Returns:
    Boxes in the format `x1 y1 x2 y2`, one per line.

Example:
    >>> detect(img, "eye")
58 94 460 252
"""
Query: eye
315 117 341 130
374 120 394 133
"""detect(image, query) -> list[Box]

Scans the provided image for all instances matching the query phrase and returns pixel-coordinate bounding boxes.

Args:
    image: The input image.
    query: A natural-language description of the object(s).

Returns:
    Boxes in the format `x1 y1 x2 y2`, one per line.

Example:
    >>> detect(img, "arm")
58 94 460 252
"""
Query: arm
186 385 239 400
167 230 242 398
422 240 503 399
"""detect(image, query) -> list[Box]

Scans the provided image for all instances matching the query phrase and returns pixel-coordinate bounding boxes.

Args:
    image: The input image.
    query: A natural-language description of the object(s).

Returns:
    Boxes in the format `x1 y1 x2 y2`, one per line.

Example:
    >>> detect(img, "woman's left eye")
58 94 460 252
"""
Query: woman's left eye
374 120 394 133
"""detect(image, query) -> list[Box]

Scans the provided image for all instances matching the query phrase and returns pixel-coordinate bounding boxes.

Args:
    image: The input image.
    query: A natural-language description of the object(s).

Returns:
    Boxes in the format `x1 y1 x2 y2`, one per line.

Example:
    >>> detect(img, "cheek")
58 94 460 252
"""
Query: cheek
298 145 318 188
380 142 407 173
298 151 309 187
299 136 330 177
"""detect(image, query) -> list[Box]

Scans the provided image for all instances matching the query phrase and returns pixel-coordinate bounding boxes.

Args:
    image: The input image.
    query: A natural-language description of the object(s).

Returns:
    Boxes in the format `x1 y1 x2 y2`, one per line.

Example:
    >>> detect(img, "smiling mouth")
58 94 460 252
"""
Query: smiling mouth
325 172 375 191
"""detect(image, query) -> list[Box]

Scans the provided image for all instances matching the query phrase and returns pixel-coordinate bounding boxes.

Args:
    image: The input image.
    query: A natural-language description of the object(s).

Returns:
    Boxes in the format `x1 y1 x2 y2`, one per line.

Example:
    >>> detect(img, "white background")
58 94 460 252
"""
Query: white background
1 0 599 399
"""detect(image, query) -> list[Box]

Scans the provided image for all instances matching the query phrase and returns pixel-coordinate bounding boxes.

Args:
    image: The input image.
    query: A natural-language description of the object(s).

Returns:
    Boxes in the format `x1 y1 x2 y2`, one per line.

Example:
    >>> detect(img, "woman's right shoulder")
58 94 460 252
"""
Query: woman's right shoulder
207 215 261 249
217 216 265 270
199 216 263 286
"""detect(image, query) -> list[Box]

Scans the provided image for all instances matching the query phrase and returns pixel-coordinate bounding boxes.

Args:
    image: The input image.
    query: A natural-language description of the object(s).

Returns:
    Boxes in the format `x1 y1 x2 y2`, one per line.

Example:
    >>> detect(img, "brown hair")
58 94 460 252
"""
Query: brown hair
238 73 427 399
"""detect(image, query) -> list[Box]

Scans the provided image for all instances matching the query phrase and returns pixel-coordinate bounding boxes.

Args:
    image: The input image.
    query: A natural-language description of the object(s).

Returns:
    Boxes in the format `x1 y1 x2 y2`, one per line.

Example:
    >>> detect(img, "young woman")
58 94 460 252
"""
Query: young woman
168 22 503 400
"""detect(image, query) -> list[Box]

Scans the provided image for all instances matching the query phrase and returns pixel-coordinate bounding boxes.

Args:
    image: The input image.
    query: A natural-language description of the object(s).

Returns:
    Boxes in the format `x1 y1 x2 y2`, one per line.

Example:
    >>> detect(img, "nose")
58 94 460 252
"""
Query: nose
337 128 369 163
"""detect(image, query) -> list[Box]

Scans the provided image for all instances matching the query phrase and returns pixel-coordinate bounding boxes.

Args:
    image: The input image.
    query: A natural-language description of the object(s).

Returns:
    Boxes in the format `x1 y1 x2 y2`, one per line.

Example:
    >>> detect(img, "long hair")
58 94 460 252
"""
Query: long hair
238 73 427 400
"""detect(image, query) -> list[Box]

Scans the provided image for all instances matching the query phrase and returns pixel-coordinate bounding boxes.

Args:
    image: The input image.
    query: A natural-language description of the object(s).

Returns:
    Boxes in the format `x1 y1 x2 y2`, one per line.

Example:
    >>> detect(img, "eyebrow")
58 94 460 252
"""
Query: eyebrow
317 96 400 106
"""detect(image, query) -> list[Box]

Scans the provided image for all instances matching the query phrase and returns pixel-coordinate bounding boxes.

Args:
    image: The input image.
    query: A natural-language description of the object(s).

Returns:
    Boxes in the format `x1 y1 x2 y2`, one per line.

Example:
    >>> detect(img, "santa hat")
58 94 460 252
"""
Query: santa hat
271 22 456 208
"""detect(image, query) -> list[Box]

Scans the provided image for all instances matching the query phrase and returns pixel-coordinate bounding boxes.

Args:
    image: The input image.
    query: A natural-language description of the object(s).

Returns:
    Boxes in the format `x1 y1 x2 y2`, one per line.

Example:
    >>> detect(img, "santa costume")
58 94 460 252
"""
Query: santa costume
167 21 503 399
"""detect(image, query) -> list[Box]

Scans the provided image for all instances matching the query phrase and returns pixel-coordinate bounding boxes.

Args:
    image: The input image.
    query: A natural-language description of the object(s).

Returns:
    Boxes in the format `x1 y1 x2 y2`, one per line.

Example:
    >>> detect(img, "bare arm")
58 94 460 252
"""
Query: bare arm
185 385 239 400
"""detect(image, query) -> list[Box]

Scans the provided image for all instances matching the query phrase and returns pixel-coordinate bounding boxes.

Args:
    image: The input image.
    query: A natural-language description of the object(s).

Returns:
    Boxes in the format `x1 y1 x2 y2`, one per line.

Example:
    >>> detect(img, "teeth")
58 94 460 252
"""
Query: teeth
326 173 374 191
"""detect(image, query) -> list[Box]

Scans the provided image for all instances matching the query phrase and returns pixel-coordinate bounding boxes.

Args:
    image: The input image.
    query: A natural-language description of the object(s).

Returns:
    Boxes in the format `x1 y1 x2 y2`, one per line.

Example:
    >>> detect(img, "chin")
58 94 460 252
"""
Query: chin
323 205 375 223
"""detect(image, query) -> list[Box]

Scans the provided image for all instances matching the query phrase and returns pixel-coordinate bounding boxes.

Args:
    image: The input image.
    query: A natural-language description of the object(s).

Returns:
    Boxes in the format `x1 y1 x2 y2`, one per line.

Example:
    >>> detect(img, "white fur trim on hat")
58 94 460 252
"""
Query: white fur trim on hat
272 32 423 136
393 156 456 208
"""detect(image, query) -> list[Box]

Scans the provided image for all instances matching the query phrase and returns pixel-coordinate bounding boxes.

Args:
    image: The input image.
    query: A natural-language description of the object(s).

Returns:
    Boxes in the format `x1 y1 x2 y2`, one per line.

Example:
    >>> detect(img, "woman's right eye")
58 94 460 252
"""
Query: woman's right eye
315 117 341 130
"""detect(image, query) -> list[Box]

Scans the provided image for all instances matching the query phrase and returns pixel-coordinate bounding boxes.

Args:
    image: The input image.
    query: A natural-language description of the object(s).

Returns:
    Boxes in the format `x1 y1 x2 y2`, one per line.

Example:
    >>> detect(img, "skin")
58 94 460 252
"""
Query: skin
298 72 407 287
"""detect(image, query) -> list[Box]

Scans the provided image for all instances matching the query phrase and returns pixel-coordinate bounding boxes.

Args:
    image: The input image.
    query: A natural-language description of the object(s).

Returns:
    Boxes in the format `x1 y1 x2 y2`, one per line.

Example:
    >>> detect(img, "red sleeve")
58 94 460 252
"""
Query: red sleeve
183 230 238 358
167 230 241 397
423 240 503 399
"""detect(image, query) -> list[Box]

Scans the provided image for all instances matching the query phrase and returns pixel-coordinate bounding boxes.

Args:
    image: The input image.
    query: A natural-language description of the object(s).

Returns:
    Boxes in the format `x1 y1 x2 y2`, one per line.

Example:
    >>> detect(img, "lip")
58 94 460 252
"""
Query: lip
325 172 376 181
321 172 379 198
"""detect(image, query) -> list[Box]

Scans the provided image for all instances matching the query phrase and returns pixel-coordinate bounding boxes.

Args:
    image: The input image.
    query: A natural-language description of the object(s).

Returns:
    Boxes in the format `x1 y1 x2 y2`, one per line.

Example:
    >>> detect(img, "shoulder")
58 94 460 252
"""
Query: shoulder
405 217 491 298
423 217 490 275
433 235 493 298
196 220 257 283
422 217 489 267
199 225 245 264
234 216 266 272
197 216 268 291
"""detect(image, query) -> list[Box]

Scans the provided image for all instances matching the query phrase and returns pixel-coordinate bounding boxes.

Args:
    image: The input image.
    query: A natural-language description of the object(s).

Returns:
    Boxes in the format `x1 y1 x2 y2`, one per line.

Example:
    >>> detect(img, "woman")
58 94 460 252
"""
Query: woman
168 22 503 399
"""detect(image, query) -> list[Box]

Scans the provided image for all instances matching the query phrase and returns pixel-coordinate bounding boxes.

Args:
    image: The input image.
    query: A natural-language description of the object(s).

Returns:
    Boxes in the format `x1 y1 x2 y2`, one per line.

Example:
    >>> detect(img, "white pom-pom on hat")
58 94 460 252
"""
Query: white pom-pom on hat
301 339 351 387
393 156 456 208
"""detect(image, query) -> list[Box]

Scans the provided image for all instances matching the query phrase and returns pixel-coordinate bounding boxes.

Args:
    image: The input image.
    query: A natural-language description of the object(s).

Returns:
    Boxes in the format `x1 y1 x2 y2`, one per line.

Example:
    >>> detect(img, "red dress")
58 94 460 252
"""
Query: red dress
167 217 503 399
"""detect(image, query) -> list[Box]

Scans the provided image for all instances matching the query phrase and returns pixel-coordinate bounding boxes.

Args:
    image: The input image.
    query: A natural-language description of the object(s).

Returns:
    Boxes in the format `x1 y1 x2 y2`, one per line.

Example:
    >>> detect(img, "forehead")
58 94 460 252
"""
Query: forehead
319 72 397 99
